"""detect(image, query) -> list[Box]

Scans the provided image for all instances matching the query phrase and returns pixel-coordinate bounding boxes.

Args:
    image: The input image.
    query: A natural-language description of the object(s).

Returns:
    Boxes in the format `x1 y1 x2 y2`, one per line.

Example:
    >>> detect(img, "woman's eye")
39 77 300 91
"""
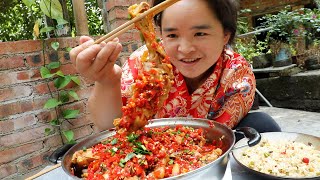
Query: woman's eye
195 32 207 36
166 34 177 38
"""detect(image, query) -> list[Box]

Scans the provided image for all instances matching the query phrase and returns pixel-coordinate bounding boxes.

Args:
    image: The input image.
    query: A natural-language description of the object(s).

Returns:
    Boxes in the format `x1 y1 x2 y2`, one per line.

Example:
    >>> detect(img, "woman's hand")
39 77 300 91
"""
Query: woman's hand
70 36 124 131
70 36 123 86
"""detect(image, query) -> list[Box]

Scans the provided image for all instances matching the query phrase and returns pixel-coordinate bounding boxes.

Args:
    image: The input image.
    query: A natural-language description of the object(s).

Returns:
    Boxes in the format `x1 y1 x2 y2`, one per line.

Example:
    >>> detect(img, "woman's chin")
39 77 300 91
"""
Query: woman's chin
181 72 201 80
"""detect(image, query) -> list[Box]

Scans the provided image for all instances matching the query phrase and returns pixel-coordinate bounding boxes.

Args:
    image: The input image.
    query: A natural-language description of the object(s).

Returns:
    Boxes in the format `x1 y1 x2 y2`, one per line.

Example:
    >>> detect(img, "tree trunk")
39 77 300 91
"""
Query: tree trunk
71 0 89 36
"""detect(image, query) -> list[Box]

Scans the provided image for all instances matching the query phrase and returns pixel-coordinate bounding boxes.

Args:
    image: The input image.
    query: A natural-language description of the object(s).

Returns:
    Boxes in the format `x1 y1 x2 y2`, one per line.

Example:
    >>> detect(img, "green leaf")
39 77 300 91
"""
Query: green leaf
66 47 72 52
47 61 61 69
119 161 125 168
133 142 151 155
40 26 55 33
40 66 54 79
22 0 36 8
44 98 62 109
127 133 139 142
63 130 74 143
40 0 64 20
111 138 118 145
62 109 80 119
54 76 71 89
59 91 69 103
50 119 60 126
68 139 76 144
56 18 68 26
71 76 81 86
124 152 135 162
119 152 136 168
55 70 65 77
68 90 80 100
51 42 60 51
45 128 52 136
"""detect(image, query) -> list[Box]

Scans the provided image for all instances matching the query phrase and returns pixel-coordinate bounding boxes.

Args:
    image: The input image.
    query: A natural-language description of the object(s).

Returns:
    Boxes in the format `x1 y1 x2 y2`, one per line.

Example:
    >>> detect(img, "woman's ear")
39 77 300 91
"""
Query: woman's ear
223 32 231 45
156 27 162 38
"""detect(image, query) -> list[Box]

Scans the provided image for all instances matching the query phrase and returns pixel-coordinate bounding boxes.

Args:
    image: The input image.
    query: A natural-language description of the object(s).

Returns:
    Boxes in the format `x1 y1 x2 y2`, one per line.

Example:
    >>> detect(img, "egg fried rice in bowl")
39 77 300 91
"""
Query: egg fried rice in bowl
233 132 320 179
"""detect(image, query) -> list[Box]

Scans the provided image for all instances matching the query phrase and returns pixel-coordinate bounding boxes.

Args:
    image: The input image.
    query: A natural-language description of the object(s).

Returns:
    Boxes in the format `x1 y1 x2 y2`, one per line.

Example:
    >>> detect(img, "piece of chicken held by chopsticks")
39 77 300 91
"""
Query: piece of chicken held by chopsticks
113 2 174 133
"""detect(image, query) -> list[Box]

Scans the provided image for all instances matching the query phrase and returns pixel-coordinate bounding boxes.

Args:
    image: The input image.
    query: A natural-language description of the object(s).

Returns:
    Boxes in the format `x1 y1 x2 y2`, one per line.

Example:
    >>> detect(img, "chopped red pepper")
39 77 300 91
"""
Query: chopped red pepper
302 157 309 164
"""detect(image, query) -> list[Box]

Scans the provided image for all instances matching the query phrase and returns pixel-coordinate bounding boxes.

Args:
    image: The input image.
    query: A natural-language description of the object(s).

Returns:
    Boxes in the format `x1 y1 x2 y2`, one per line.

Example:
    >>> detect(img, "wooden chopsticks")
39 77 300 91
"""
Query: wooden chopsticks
25 163 62 180
94 0 180 44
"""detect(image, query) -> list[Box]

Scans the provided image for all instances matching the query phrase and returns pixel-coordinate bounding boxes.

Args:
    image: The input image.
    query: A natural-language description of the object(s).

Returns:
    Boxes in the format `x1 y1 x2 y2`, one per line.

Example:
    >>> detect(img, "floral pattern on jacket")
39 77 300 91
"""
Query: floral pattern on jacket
121 46 256 129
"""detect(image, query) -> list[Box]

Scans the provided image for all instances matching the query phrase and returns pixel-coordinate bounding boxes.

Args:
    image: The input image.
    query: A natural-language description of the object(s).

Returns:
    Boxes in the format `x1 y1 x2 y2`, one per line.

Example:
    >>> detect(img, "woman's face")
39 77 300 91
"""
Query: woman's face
161 0 230 79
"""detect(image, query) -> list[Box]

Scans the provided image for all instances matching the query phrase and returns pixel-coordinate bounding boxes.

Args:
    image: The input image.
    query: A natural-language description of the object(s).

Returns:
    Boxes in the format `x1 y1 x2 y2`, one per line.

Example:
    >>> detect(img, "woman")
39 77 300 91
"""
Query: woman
70 0 281 139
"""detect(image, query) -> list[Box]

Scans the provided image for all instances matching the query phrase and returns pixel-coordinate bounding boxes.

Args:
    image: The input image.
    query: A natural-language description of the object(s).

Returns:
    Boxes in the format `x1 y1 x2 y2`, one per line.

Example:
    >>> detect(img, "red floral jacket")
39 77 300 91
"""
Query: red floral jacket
120 46 256 129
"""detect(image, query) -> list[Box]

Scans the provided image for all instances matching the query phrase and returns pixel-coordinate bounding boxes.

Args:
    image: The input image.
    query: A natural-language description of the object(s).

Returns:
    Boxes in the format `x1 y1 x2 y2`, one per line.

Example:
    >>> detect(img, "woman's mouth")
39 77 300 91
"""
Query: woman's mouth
180 58 201 63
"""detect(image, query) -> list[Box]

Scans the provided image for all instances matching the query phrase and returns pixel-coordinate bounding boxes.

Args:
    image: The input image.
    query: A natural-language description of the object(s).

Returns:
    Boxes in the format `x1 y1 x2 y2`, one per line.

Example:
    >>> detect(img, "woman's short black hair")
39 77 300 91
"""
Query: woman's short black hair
153 0 239 44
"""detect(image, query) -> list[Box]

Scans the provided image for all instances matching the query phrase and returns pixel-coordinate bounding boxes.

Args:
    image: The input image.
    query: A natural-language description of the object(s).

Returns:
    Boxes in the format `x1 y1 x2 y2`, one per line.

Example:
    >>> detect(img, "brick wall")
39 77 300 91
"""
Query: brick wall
0 37 96 179
105 0 153 64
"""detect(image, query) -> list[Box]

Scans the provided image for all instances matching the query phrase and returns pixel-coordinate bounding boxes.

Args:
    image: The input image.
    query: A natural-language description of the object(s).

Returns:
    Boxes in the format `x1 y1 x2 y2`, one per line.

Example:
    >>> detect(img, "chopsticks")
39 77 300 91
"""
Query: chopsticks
25 163 62 180
94 0 180 44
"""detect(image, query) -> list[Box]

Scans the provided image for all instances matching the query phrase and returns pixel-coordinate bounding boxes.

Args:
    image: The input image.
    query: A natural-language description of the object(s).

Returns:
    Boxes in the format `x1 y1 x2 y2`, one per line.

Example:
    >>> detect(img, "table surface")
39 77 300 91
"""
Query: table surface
34 155 270 180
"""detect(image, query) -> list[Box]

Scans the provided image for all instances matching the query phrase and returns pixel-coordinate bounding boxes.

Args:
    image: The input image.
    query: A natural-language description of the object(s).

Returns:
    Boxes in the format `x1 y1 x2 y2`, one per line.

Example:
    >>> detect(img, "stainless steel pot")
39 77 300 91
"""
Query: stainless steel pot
232 132 320 180
50 117 261 180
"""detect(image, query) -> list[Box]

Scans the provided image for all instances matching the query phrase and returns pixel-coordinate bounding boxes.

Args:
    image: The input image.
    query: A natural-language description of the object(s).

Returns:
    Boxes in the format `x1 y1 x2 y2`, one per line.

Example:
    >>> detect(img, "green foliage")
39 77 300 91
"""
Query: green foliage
0 0 104 42
41 52 81 144
235 6 320 63
22 0 35 7
235 8 270 64
85 0 104 36
63 130 76 144
314 0 320 9
44 98 62 108
40 0 64 20
237 9 253 35
0 1 40 41
258 6 320 45
51 41 60 50
234 37 270 64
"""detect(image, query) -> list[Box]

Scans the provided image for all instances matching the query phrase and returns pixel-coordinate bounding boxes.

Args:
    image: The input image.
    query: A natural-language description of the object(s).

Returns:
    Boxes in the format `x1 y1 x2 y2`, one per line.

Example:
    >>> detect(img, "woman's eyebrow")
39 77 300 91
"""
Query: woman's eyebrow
162 25 212 32
191 24 212 30
163 27 177 32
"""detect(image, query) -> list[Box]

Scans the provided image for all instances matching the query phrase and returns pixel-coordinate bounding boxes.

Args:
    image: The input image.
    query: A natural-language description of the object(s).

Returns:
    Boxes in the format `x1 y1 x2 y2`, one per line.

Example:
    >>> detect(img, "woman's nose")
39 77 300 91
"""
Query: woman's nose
177 39 195 54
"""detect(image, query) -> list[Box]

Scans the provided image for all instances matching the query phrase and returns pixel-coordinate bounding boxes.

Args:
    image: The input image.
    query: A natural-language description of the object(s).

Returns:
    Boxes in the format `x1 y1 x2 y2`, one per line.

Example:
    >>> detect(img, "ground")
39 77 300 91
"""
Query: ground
252 106 320 137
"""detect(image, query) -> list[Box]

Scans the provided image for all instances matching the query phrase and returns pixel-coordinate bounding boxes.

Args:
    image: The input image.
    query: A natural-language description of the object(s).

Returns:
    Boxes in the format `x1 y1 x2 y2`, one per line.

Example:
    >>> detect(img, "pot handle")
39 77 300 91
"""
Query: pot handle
48 143 75 164
233 127 261 149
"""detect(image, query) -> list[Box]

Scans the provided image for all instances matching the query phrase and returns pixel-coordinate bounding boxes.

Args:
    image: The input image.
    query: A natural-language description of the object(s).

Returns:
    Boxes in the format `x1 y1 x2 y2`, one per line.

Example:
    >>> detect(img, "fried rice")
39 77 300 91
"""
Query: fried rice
238 139 320 178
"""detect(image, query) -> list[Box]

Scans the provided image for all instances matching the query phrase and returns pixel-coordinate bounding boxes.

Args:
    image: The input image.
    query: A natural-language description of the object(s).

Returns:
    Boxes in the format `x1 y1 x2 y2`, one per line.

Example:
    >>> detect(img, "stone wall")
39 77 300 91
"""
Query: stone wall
257 70 320 112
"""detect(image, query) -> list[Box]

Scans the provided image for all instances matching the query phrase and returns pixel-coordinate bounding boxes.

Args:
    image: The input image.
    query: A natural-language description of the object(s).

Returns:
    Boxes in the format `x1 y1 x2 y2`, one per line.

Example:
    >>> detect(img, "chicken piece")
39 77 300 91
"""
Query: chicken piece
114 2 174 132
71 148 98 168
